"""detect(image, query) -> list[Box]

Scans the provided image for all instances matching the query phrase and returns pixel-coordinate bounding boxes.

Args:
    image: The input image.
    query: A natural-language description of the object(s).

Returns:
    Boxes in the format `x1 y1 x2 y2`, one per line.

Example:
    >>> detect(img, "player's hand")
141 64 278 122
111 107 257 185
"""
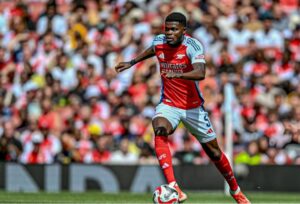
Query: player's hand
164 72 183 79
115 62 132 73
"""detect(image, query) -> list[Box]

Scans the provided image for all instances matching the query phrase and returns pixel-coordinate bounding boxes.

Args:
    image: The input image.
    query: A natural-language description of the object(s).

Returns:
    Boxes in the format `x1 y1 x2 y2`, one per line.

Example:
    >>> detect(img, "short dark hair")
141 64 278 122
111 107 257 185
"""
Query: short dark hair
165 12 187 27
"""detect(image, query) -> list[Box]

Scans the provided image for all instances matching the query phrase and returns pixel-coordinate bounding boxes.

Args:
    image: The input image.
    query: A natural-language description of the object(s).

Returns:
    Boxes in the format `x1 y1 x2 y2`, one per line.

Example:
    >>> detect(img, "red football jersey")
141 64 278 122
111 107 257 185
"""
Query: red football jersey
152 34 206 109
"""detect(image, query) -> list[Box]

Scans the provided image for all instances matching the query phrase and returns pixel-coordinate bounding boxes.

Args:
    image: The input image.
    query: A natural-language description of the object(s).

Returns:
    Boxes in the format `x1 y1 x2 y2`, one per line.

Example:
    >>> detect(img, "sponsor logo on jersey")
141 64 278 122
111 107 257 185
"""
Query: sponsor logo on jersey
176 54 185 59
160 62 187 69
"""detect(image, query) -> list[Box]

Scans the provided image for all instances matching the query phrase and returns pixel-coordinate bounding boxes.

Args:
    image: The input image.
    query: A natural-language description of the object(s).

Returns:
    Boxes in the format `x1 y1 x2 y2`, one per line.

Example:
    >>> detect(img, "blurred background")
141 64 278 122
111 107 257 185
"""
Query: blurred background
0 0 300 193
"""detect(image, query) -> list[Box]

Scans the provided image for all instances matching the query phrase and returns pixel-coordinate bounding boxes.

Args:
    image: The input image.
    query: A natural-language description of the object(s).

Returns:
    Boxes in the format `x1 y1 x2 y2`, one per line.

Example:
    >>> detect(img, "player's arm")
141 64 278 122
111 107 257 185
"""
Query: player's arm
115 46 155 73
165 62 206 81
166 38 206 80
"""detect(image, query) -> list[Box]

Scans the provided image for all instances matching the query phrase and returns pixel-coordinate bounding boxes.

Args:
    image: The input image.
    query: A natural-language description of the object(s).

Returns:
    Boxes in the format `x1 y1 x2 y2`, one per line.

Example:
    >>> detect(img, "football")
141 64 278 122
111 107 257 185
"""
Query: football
153 184 179 204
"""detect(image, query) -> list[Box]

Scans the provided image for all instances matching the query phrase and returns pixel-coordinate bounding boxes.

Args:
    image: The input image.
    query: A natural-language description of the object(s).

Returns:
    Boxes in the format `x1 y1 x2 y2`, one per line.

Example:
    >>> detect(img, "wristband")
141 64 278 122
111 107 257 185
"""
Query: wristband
130 59 136 66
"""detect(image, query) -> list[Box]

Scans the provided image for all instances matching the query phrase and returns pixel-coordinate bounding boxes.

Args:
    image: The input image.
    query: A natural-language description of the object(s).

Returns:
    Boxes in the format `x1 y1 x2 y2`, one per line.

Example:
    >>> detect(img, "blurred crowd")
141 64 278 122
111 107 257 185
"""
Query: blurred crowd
0 0 300 166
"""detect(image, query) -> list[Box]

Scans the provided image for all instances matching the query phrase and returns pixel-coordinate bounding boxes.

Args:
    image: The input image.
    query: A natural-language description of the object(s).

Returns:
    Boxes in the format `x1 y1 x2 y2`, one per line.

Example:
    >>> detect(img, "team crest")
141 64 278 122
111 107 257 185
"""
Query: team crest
176 54 185 59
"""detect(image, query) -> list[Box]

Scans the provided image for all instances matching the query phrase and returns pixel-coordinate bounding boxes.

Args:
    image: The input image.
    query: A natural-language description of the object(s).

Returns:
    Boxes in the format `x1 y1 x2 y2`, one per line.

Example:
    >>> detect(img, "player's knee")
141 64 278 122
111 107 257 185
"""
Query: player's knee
154 127 168 136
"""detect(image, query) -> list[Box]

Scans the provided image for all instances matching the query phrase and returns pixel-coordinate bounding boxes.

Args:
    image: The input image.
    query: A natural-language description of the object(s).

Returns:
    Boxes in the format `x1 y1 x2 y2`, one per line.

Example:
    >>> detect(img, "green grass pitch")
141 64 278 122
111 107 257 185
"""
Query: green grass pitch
0 191 299 203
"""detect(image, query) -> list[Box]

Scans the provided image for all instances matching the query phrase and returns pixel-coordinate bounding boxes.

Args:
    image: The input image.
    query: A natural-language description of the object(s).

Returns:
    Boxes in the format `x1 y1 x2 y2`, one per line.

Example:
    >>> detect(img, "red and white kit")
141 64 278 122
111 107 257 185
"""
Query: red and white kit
152 34 216 142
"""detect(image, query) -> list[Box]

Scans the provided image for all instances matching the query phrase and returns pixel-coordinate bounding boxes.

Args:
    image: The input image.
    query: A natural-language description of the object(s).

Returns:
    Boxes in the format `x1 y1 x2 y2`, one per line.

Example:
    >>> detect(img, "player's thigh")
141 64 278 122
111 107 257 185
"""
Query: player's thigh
152 117 174 135
152 103 182 135
181 106 216 143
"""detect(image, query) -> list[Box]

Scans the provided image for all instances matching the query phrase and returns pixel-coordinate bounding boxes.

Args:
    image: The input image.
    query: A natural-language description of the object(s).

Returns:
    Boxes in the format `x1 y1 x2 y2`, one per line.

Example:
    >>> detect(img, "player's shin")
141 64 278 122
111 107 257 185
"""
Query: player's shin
154 135 175 184
212 152 239 191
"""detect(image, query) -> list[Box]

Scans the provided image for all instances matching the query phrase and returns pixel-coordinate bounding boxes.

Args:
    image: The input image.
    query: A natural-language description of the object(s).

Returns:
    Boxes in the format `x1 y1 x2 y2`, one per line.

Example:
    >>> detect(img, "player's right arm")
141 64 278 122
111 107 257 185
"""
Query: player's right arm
115 46 155 73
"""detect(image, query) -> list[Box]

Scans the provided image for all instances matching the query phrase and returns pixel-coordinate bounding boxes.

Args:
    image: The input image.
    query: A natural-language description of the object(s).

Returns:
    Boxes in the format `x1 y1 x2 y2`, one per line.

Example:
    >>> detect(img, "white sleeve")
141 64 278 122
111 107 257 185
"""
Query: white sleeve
152 34 165 51
186 38 206 64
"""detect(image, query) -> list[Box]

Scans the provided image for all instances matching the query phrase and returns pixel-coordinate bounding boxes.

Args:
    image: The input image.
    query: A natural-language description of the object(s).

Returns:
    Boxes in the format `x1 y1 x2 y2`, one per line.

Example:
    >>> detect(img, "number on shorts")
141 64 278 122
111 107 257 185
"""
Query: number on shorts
204 114 211 127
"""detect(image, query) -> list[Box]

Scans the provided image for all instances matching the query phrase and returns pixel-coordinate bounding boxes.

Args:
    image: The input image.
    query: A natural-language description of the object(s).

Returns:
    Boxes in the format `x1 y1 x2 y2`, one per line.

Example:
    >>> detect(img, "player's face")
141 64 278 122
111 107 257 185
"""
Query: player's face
164 21 186 46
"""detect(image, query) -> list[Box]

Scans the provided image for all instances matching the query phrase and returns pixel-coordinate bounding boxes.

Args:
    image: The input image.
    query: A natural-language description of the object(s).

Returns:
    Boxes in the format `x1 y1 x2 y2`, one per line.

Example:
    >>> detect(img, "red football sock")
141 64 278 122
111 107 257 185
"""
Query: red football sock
213 153 239 191
154 135 175 184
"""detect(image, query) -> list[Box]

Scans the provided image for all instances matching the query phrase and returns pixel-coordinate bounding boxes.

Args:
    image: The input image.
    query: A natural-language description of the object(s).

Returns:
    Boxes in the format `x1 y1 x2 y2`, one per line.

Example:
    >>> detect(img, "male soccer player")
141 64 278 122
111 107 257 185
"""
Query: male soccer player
115 12 250 204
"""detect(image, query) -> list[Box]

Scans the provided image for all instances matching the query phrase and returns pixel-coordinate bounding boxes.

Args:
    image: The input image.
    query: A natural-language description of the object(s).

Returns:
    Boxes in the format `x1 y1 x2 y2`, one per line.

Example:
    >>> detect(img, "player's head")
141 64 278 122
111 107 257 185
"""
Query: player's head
165 12 187 46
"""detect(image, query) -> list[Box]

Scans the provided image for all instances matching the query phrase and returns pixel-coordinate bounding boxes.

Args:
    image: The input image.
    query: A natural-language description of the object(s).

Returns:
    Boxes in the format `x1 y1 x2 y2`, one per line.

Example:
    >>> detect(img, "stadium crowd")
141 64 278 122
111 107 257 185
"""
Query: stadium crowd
0 0 300 166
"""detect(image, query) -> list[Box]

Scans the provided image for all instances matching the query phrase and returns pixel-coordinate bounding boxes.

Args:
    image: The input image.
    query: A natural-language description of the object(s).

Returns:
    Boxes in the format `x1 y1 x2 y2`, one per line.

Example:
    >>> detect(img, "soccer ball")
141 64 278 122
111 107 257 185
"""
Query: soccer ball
153 184 179 204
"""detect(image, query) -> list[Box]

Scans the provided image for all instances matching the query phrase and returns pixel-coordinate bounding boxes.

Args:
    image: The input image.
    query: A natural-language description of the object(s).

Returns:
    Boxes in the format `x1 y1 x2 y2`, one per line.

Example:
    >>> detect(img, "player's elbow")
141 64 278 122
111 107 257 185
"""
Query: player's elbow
196 67 205 80
198 74 205 80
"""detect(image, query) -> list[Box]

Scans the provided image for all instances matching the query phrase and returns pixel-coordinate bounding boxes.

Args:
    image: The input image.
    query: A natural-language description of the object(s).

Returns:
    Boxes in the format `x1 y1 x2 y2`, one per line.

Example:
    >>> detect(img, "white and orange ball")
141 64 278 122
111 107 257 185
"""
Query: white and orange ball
153 184 179 204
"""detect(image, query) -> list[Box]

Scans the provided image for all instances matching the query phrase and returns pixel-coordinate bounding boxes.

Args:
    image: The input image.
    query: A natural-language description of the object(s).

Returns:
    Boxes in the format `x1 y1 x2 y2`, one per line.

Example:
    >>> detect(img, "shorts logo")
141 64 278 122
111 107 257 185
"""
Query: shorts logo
206 128 214 134
176 54 185 59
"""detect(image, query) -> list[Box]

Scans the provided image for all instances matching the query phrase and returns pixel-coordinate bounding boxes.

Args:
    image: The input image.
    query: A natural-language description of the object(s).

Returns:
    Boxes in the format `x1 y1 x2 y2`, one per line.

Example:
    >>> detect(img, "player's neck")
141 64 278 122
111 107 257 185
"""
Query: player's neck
168 35 184 47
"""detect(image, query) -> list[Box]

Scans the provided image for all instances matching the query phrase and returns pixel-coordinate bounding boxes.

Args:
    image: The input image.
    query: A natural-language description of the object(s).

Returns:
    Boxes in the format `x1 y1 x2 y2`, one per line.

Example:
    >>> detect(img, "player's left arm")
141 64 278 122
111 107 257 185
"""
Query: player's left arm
165 38 206 81
165 62 205 80
188 62 206 80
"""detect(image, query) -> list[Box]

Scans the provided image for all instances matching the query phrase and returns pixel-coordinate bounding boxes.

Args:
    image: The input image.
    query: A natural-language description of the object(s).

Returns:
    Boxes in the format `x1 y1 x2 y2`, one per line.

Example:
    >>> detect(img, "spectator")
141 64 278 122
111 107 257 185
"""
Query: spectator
20 131 53 164
138 142 157 164
235 141 262 165
51 53 78 91
226 18 252 59
0 0 299 165
37 2 67 37
174 136 207 165
254 15 284 50
57 131 81 164
0 121 22 162
255 74 285 109
83 135 111 164
109 138 138 164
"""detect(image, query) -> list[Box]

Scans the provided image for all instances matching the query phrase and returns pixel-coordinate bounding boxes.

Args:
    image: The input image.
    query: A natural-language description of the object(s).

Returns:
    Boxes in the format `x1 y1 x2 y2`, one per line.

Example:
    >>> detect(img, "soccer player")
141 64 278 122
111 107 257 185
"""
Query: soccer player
115 12 250 204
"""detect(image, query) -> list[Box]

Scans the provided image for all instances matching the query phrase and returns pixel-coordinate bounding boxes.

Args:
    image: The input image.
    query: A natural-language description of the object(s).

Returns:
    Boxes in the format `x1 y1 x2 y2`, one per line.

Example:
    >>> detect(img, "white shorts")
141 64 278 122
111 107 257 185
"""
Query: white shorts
153 103 216 143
